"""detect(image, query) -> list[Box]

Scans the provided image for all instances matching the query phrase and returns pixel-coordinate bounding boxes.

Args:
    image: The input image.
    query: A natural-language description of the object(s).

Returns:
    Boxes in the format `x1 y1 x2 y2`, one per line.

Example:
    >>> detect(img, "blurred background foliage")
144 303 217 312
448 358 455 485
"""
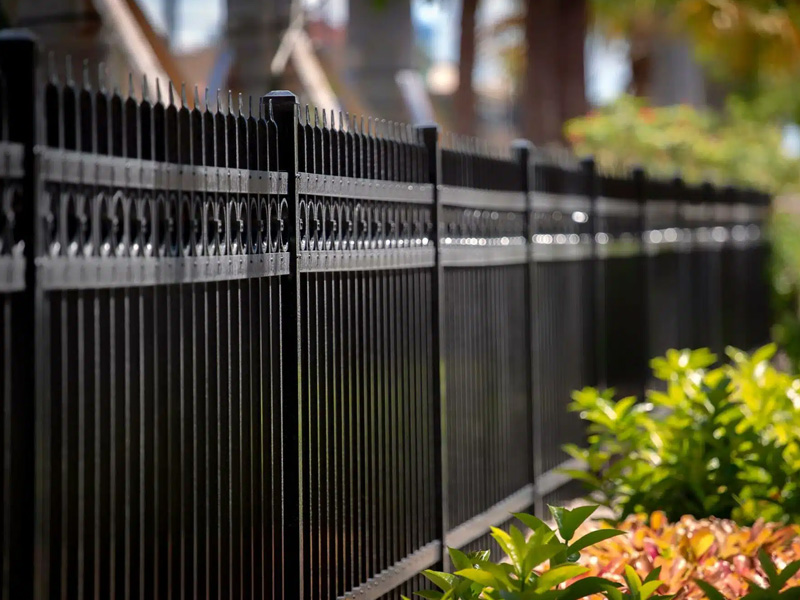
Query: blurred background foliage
566 96 798 192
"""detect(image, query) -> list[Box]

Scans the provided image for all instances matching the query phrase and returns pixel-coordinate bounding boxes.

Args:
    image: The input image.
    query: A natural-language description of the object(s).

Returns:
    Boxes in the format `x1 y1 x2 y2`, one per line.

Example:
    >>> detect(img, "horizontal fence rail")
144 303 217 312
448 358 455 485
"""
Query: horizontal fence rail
0 31 773 600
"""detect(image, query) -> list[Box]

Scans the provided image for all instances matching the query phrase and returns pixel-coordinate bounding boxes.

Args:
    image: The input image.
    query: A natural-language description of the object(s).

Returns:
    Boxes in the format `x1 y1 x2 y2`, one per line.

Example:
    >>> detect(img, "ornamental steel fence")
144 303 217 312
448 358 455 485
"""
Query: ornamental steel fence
0 31 772 600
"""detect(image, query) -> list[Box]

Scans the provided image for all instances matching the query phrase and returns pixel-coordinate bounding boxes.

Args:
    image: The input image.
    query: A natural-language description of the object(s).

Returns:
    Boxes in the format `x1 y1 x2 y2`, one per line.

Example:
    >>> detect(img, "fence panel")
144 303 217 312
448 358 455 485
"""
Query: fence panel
643 177 688 368
529 159 594 492
0 30 779 600
34 65 290 598
596 173 648 398
290 105 440 600
438 137 531 552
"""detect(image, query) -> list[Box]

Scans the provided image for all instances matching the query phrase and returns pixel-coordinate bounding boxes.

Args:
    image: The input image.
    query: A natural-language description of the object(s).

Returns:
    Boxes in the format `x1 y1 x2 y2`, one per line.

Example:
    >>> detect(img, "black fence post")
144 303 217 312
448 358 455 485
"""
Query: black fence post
0 29 38 600
416 124 447 569
264 90 302 599
582 157 603 389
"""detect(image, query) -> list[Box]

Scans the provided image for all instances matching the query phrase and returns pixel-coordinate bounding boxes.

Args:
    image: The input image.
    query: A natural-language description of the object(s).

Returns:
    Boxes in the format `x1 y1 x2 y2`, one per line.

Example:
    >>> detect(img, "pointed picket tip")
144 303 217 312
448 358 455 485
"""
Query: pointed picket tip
142 75 150 102
155 78 162 103
193 85 200 110
82 59 90 89
48 52 58 84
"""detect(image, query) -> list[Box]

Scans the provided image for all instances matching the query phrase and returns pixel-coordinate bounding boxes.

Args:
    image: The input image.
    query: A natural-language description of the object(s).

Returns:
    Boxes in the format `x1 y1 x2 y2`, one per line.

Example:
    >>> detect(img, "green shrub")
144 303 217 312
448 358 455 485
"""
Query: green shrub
564 344 800 526
405 505 670 600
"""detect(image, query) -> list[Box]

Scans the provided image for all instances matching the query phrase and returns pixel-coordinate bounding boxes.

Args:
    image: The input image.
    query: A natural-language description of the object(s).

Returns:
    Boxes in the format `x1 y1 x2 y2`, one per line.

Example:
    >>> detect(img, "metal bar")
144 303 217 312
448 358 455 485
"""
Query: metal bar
266 90 301 600
438 185 525 211
445 484 535 550
37 254 290 289
337 541 441 600
439 245 527 267
418 125 447 574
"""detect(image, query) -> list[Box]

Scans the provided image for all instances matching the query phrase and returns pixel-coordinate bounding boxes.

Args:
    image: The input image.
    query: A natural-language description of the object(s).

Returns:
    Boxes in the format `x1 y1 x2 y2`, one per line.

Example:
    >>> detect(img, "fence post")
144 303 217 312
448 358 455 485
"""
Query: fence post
0 29 38 600
633 166 649 398
582 157 603 389
264 90 303 599
416 124 447 568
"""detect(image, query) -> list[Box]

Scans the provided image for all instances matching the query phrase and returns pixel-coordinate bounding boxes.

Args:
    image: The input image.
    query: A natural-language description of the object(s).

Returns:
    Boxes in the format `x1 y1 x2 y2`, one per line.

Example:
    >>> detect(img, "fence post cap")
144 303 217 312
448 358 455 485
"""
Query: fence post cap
0 29 38 43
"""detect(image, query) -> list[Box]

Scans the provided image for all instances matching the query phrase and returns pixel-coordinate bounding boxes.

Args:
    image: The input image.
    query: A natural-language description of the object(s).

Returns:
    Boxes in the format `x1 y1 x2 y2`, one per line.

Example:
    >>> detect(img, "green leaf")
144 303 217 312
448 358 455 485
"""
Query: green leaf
514 512 550 534
447 547 474 572
624 565 642 595
477 560 514 590
548 505 598 542
454 568 499 589
413 592 444 600
758 548 778 586
534 565 588 592
559 577 622 600
776 558 800 588
422 570 458 592
567 529 625 555
644 567 662 584
491 527 521 571
523 540 566 571
694 580 728 600
640 580 664 600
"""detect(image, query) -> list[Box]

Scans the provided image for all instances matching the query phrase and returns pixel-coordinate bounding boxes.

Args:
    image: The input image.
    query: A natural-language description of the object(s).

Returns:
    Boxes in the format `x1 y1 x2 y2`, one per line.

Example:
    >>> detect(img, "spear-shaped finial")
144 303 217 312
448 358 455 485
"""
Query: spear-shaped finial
193 85 200 110
304 104 311 126
168 81 175 106
314 106 320 127
142 75 149 102
82 59 90 89
155 78 161 103
228 90 233 114
216 89 221 112
238 93 243 116
65 56 73 84
48 52 58 84
322 108 327 129
204 87 209 110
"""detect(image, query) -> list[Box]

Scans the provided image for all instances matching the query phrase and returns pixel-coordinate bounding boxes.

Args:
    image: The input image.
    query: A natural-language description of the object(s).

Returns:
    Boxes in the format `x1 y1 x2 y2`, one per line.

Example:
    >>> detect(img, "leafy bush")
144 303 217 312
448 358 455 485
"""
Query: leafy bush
564 95 799 194
770 212 800 372
571 511 800 599
405 505 665 600
564 345 800 525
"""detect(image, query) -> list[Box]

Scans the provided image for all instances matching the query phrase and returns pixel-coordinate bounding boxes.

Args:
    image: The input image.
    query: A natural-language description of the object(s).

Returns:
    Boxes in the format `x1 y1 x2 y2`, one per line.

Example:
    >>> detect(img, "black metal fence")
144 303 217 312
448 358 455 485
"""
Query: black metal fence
0 32 772 600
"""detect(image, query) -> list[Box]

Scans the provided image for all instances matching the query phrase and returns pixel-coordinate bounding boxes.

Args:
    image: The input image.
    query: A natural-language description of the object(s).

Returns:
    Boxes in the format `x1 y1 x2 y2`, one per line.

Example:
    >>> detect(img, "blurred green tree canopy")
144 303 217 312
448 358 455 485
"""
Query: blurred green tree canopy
565 95 799 192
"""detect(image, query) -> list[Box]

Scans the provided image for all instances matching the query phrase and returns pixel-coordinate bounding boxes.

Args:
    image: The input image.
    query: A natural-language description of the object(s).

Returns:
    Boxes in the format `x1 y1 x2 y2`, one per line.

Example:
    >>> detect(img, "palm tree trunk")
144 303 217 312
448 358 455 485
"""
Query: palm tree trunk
454 0 479 135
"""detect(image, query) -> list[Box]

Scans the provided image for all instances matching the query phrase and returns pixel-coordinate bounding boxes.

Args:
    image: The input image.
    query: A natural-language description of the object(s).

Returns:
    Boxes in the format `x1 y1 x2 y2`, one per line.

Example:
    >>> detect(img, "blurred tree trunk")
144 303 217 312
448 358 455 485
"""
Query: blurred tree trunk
630 26 653 96
558 0 588 124
522 0 560 144
454 0 478 135
521 0 587 144
347 0 414 121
